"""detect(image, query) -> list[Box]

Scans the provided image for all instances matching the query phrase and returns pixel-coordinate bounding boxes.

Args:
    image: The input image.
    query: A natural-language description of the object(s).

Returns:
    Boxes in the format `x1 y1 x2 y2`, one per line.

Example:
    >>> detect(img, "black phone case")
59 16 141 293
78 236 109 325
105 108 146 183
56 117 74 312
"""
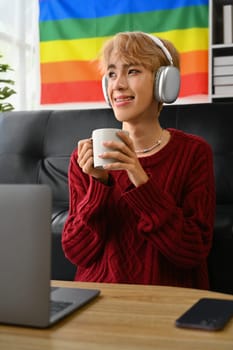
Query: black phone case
175 298 233 331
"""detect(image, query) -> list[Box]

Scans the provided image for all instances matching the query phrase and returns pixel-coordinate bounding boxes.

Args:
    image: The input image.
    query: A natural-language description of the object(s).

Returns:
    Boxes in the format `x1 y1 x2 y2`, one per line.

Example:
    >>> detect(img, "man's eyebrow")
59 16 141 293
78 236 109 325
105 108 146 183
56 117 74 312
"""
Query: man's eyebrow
107 63 140 70
107 64 116 70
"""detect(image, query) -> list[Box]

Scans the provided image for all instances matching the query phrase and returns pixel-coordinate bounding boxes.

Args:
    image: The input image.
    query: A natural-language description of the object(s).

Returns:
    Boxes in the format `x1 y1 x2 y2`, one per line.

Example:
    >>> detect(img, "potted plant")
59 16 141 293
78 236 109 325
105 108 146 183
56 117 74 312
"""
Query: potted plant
0 54 16 112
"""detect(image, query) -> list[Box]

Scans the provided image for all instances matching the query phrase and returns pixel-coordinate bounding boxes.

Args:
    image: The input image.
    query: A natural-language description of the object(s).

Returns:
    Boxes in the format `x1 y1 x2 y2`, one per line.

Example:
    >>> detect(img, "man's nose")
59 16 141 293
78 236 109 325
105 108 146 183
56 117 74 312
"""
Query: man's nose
113 74 128 90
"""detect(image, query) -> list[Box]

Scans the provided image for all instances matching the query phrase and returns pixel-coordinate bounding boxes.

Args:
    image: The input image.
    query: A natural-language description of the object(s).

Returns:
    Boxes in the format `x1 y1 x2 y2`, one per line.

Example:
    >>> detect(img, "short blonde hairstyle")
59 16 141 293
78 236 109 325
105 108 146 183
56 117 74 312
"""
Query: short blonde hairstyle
99 31 180 74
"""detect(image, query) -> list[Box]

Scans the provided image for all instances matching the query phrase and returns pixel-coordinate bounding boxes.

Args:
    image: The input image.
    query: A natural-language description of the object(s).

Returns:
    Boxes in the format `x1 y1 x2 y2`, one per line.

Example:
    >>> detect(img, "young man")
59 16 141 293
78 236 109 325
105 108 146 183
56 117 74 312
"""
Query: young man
62 31 215 289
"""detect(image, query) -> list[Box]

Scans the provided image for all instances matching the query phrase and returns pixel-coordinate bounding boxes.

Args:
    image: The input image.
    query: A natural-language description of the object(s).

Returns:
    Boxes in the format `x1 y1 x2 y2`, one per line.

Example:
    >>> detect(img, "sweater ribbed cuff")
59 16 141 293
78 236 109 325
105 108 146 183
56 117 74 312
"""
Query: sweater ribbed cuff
79 175 114 224
123 176 176 217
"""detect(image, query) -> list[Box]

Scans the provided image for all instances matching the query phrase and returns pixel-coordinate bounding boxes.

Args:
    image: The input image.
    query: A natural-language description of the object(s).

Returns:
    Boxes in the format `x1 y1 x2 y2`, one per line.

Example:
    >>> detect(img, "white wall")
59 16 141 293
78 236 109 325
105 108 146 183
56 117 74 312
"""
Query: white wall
0 0 40 111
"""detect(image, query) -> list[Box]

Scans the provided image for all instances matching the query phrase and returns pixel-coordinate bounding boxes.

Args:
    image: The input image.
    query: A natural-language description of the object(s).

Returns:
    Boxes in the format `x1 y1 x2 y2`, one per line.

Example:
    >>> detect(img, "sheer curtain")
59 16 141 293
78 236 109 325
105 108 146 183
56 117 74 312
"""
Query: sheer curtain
0 0 40 110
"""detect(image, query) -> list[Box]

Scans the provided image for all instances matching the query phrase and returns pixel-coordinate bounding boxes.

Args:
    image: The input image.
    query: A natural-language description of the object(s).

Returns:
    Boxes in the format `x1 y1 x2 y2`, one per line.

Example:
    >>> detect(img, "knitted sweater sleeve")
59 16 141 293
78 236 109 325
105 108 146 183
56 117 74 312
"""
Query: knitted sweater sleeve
62 150 115 266
123 140 216 269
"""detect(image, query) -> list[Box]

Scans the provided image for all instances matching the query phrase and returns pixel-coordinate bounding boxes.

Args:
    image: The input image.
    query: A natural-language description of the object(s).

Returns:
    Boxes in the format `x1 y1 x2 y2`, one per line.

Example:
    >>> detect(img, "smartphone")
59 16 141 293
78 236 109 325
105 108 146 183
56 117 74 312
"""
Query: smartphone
175 298 233 331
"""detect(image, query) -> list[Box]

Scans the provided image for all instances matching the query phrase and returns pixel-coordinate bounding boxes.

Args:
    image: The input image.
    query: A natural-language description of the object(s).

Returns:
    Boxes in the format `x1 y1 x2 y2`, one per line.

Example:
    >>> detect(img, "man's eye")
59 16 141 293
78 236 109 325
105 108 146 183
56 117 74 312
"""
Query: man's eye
108 71 116 78
128 69 140 75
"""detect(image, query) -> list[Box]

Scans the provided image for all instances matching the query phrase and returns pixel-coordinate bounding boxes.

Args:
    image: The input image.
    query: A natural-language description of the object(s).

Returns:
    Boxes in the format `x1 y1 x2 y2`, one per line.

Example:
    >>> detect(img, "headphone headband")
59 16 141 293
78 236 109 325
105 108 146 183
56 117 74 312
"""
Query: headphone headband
145 34 174 66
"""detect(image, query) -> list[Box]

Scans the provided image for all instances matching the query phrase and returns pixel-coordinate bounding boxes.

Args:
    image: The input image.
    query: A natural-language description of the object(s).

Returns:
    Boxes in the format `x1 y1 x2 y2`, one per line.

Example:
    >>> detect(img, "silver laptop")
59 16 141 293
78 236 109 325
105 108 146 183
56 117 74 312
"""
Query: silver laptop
0 184 100 328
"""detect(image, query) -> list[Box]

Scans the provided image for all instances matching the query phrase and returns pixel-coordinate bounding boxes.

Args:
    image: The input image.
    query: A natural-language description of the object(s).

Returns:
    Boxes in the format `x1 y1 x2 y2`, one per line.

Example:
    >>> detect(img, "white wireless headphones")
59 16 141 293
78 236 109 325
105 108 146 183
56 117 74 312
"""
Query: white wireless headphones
102 33 180 105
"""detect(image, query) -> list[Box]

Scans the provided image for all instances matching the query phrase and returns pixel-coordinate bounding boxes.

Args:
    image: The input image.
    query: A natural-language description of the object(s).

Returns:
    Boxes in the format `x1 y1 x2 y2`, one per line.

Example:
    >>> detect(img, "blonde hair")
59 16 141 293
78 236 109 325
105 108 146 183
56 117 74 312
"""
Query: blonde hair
99 31 180 74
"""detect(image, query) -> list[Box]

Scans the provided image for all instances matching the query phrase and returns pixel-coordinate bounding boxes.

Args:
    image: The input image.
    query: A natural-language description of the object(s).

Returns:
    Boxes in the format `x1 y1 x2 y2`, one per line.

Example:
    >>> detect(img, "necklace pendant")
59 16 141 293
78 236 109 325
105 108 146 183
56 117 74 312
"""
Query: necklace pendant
135 137 163 154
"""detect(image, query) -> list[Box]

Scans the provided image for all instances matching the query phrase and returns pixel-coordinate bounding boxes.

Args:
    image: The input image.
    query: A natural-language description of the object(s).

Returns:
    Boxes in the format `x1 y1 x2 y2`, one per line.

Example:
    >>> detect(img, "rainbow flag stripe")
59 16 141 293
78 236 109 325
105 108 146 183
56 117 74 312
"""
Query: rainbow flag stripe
39 0 209 104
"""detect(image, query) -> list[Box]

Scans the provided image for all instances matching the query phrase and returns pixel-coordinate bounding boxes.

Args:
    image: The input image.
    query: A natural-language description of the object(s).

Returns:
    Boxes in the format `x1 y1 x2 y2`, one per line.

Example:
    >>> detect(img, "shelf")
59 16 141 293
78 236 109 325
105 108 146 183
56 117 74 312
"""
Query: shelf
212 94 233 99
212 44 233 49
209 0 233 101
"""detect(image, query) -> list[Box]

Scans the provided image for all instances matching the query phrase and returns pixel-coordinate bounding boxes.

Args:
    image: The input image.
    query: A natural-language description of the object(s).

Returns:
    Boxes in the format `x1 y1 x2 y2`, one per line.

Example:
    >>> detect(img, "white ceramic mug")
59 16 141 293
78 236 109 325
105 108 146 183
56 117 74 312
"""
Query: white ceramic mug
92 128 128 168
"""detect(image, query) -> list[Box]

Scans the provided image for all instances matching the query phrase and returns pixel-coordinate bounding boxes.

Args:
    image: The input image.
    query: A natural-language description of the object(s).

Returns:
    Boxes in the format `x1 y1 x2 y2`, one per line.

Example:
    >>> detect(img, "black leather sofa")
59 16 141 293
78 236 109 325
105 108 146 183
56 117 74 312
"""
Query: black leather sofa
0 102 232 294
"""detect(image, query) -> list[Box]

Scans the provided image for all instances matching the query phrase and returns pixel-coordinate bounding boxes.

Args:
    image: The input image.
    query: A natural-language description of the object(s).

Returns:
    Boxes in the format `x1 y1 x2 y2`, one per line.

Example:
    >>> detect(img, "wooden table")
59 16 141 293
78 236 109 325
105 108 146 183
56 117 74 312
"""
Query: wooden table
0 281 233 349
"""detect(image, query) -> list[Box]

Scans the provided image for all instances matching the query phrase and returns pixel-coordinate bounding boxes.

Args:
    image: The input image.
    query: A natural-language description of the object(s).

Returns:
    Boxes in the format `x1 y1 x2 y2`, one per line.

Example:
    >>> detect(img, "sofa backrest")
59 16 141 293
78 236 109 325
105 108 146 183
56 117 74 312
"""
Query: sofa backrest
159 102 233 206
0 102 233 209
0 109 120 211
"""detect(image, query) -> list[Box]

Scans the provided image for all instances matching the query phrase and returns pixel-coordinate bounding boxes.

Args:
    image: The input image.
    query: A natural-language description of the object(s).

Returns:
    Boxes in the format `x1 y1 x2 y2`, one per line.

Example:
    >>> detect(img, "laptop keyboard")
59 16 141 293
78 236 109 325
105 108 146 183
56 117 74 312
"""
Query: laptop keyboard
50 300 73 317
50 287 73 316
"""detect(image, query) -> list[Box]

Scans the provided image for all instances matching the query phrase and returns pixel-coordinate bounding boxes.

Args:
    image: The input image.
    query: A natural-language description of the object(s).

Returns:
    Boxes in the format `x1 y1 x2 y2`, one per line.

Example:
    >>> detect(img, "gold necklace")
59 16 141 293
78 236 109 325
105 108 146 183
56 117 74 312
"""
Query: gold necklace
135 129 164 154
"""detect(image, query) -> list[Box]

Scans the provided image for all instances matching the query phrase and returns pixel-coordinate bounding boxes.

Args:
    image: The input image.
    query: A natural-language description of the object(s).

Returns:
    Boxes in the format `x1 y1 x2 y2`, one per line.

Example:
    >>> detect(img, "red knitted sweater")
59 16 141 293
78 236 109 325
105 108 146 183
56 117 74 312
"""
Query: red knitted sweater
62 129 216 289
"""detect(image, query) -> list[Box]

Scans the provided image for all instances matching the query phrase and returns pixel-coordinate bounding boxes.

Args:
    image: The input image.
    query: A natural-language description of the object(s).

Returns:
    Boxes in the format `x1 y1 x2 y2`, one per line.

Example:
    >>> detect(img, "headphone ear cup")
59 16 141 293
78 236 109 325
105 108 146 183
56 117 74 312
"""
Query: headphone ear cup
155 66 180 103
102 76 112 107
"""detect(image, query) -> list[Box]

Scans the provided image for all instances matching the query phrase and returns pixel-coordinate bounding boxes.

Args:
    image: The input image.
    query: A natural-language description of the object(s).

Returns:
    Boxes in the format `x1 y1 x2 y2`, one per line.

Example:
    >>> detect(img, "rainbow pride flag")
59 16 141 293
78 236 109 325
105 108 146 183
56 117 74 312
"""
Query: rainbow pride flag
39 0 209 104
